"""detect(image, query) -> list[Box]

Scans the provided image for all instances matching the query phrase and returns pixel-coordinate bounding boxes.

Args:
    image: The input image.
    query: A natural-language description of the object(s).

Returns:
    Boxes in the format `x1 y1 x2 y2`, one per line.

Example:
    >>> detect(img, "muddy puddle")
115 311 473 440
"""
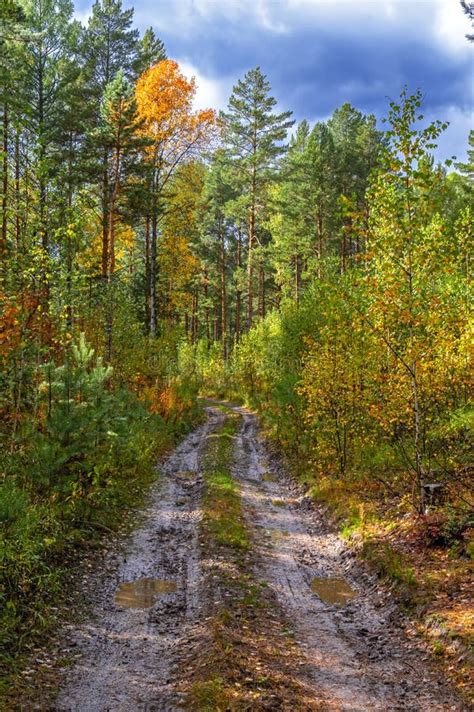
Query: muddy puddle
269 529 290 540
310 577 356 606
114 577 177 609
175 470 195 478
262 472 278 482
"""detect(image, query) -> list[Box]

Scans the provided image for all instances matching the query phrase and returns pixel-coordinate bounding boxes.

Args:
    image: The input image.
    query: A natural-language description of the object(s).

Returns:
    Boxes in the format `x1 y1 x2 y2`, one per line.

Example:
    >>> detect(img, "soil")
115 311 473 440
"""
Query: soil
41 404 464 711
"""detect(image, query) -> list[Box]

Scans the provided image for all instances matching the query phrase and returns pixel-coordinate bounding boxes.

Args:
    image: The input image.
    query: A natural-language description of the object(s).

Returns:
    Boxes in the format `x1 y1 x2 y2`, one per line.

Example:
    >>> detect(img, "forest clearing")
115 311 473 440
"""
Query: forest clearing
1 0 473 710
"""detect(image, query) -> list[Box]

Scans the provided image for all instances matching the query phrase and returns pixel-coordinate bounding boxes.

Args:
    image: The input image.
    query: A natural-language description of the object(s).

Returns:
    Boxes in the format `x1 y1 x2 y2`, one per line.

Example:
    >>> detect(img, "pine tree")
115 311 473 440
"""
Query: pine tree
0 0 27 256
221 67 293 326
199 150 237 355
327 103 383 271
132 27 166 78
80 0 140 279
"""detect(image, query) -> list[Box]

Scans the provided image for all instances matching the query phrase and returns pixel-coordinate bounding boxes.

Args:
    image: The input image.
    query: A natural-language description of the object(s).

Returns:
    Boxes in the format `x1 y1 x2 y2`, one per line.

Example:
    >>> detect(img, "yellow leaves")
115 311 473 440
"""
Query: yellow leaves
115 223 136 265
135 59 216 162
78 220 137 276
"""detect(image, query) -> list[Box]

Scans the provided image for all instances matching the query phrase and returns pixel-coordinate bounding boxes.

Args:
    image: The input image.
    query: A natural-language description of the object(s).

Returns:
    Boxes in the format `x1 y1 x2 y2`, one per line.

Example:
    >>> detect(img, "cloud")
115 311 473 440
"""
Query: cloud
177 60 234 112
73 0 472 162
429 105 472 164
434 0 473 55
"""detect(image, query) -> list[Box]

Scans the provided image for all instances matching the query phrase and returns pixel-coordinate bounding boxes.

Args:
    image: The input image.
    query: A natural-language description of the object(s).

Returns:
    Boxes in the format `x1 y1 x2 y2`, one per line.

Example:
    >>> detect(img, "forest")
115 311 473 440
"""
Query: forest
0 0 472 708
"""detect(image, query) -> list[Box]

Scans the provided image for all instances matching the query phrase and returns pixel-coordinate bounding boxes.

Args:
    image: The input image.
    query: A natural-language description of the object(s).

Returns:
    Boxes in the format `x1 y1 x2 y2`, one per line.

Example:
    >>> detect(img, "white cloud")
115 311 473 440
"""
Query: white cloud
434 0 473 54
79 0 474 54
430 104 473 165
177 60 235 111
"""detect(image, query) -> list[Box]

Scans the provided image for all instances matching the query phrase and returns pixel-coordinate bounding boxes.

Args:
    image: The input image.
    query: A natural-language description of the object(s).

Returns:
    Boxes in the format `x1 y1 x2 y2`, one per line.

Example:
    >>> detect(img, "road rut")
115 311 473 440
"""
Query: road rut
231 405 461 711
52 404 462 711
55 410 223 712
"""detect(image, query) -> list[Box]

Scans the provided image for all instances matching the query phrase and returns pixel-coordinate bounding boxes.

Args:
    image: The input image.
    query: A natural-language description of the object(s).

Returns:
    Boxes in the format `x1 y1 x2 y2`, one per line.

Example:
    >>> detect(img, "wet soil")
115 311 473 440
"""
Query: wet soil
54 410 223 712
51 404 463 711
231 406 463 711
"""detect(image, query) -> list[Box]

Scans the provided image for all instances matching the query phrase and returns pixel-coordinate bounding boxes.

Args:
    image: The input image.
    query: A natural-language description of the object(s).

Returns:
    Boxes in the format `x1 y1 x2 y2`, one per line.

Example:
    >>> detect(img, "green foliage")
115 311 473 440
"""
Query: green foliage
361 541 418 592
0 333 199 679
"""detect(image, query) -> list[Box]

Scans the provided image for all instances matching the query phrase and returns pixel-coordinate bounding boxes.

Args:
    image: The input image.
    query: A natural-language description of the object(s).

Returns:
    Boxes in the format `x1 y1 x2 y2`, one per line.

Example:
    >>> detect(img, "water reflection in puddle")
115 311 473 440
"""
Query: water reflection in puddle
262 472 278 482
269 529 290 539
311 577 356 606
114 577 177 609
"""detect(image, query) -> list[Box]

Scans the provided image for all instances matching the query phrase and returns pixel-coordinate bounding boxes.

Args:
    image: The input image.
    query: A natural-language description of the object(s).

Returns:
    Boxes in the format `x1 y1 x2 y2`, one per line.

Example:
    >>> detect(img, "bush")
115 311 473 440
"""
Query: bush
0 333 200 677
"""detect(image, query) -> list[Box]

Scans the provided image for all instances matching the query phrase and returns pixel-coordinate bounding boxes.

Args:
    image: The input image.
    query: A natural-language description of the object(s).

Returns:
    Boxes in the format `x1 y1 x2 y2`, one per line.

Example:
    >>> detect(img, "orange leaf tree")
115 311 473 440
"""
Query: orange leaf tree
135 59 215 335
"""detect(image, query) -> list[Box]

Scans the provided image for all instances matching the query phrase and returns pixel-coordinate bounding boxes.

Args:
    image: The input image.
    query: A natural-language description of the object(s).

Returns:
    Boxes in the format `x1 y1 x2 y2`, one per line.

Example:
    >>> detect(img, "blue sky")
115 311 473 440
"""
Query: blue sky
75 0 473 164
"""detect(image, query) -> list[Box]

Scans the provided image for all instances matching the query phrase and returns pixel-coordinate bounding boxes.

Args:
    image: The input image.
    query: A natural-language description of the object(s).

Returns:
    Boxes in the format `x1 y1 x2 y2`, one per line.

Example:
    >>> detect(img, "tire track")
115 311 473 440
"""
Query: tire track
230 405 462 712
55 410 223 712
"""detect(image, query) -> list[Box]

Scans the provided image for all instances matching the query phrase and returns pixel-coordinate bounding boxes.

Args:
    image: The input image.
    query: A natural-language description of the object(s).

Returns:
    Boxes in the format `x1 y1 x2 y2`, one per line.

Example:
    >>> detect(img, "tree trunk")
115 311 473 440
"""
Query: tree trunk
248 128 257 327
101 150 109 278
317 209 323 278
1 103 8 253
295 253 301 303
213 302 219 341
247 211 254 327
191 290 198 344
145 215 150 327
204 267 210 347
258 264 265 318
220 224 227 358
149 208 158 337
235 228 242 342
15 128 20 249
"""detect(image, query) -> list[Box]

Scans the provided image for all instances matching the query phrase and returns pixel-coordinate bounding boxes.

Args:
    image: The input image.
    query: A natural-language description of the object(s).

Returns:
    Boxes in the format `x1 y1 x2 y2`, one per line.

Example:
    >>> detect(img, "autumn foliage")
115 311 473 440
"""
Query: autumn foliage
135 59 215 163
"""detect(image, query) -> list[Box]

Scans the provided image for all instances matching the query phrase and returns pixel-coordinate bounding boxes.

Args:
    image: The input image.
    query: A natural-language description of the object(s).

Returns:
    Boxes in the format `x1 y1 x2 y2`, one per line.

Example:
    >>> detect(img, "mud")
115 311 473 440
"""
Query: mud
52 404 463 712
54 410 223 712
232 406 462 711
310 577 357 606
114 578 178 609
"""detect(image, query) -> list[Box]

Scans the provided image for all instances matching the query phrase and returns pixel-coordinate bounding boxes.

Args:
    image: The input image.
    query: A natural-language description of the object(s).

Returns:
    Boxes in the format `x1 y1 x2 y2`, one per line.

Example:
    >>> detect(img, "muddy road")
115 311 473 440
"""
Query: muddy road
53 404 462 711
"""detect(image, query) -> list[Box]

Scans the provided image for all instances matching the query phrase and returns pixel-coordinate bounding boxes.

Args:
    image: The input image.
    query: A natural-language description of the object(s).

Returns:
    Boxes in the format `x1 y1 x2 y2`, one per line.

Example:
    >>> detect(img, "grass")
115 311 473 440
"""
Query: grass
202 416 250 552
187 412 322 711
0 402 202 707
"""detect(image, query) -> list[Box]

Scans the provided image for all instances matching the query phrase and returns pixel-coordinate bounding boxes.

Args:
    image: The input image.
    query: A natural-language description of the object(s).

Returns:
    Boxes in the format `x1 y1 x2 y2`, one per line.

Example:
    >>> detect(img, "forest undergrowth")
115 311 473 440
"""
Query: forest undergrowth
0 329 201 692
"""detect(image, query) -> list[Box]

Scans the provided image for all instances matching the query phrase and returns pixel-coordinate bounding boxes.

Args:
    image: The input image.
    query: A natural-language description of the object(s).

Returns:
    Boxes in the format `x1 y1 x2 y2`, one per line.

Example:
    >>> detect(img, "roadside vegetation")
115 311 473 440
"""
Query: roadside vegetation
0 330 200 692
185 94 473 699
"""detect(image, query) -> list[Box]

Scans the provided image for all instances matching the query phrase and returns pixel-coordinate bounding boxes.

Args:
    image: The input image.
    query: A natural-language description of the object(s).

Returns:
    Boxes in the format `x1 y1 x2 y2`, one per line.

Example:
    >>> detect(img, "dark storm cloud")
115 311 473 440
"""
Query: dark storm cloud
74 0 473 161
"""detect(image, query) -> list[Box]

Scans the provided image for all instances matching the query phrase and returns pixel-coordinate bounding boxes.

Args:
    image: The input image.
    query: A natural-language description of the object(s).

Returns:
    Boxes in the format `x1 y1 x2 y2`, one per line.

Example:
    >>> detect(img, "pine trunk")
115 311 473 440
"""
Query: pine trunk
1 104 8 253
220 225 227 358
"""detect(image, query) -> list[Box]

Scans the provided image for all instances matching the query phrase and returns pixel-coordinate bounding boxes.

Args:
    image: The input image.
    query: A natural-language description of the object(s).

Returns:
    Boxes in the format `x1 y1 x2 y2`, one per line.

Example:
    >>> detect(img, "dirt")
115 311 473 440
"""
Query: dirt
54 410 223 712
47 404 463 711
231 407 464 711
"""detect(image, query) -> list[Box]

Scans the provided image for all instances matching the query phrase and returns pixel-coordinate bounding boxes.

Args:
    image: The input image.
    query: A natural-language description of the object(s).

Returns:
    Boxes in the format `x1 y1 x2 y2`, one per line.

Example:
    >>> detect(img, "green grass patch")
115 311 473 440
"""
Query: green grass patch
361 540 419 602
188 677 229 711
202 415 250 552
187 412 320 711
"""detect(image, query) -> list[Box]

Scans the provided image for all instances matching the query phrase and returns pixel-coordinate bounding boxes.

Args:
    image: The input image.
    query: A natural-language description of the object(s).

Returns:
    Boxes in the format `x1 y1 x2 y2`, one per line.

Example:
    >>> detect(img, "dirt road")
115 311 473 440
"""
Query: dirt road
54 404 462 711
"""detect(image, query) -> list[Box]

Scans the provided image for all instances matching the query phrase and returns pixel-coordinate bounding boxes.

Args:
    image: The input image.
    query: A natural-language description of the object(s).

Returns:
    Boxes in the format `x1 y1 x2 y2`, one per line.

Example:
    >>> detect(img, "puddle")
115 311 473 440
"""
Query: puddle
114 578 177 609
269 529 290 540
310 577 356 606
262 472 278 482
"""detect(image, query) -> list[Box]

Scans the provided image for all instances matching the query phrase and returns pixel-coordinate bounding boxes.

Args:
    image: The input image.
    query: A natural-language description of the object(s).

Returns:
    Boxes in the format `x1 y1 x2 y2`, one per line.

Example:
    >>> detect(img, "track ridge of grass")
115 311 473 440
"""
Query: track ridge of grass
185 411 322 711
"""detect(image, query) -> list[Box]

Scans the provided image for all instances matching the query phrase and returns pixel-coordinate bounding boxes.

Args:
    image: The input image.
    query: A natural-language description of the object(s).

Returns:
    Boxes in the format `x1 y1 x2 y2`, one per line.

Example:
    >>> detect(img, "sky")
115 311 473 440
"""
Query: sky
74 0 473 164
